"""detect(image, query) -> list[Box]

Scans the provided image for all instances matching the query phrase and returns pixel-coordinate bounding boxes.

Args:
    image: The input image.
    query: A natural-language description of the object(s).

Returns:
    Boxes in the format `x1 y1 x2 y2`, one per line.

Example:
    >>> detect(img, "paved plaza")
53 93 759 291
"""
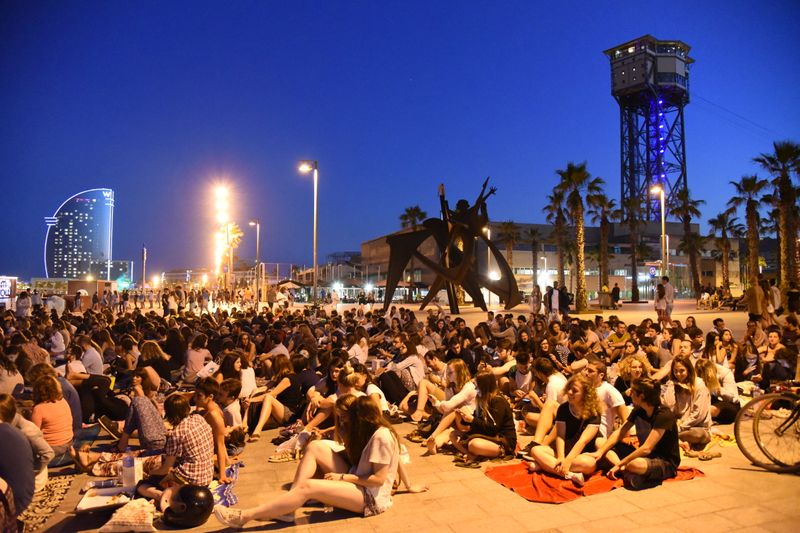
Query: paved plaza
38 301 800 532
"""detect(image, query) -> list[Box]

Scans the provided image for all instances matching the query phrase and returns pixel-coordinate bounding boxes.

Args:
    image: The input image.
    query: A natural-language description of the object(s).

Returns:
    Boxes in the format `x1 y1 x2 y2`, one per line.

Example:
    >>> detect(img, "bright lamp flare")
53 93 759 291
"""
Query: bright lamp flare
298 162 313 173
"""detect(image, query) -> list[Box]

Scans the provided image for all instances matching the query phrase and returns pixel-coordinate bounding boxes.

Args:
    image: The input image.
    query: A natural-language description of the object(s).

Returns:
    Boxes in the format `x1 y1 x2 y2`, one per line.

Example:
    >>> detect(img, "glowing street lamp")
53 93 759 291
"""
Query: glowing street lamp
213 184 233 290
249 219 261 302
298 160 319 305
151 275 160 289
650 185 668 277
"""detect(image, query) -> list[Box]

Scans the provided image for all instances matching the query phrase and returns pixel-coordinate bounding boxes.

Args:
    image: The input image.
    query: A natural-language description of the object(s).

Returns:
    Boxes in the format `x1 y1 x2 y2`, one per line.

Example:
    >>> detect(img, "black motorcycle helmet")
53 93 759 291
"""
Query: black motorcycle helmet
162 485 214 528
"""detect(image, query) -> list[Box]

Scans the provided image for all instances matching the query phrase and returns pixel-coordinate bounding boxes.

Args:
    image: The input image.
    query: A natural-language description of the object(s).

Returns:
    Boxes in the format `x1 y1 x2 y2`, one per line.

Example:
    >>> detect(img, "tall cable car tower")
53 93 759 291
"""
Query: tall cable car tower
604 35 693 219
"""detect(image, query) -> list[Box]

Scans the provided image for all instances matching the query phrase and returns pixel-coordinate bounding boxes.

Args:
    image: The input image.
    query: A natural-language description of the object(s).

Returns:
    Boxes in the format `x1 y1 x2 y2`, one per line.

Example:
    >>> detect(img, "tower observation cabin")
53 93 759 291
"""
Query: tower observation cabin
604 35 693 221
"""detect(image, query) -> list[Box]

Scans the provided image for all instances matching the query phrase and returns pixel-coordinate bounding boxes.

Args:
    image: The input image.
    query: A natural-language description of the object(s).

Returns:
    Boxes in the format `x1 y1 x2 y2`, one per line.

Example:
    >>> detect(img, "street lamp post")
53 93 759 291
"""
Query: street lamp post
298 160 319 305
249 220 261 303
651 185 668 277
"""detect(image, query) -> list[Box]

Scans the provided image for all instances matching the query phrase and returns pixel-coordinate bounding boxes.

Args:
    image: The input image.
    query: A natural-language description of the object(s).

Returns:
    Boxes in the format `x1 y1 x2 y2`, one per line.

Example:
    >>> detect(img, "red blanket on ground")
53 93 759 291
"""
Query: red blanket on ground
485 462 704 504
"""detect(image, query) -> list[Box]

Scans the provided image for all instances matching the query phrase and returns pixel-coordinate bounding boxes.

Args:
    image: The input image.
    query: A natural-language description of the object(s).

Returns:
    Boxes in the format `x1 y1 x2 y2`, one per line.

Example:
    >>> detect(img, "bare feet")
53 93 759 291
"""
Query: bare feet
69 446 94 473
411 410 426 423
425 437 437 456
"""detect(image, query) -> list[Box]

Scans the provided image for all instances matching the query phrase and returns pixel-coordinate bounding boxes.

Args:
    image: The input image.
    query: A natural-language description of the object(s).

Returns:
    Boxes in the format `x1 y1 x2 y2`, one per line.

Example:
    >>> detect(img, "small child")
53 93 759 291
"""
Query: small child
218 378 246 458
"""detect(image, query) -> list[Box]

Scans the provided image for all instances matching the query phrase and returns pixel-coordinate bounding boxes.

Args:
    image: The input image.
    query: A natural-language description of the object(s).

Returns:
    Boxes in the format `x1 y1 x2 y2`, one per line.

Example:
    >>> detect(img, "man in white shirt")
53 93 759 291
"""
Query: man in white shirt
583 357 628 439
521 358 567 456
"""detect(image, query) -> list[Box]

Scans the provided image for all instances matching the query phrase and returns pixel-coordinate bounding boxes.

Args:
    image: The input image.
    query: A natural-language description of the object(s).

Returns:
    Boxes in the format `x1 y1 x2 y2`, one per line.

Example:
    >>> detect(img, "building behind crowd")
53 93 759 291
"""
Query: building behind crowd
361 221 743 300
44 188 115 279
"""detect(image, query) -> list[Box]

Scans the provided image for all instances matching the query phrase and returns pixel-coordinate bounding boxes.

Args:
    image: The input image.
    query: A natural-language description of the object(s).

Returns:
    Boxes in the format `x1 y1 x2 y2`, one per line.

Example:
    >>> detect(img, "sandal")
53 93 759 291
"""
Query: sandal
405 432 424 443
248 433 261 443
454 460 482 469
453 454 469 463
268 450 297 463
698 451 722 461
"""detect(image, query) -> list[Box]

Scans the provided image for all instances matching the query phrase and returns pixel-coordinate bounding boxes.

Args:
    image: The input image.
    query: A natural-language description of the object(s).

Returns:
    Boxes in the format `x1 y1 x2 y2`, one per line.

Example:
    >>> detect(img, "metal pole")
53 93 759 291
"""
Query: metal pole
142 245 147 291
660 190 668 276
255 222 261 302
313 166 319 305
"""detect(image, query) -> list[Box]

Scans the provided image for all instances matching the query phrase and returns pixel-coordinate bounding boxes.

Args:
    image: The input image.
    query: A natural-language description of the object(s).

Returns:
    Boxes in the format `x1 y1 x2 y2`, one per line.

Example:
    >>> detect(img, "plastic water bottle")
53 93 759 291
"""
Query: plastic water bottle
752 385 763 399
121 448 136 489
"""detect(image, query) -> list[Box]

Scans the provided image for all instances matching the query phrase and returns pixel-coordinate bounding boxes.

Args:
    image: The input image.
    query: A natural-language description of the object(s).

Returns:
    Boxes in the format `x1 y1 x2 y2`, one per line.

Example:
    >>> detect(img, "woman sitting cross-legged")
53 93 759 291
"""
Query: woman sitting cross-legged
529 374 601 486
214 395 410 526
450 371 517 468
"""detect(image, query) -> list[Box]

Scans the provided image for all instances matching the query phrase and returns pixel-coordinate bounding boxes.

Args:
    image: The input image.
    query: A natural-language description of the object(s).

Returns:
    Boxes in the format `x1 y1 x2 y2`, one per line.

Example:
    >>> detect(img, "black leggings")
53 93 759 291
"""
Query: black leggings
711 397 740 425
78 375 129 423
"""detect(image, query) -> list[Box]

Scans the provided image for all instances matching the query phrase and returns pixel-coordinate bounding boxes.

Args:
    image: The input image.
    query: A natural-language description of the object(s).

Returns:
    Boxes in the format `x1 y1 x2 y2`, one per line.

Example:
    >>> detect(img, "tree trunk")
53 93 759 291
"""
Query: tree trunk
630 220 639 302
599 220 609 289
531 241 539 289
557 232 566 289
747 204 760 285
778 203 790 291
506 245 513 270
575 205 587 312
721 238 730 292
684 217 701 297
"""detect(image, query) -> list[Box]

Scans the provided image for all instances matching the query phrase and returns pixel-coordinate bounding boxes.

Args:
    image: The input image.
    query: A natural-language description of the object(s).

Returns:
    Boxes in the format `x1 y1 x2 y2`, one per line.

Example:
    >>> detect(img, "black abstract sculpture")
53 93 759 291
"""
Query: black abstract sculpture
383 178 521 314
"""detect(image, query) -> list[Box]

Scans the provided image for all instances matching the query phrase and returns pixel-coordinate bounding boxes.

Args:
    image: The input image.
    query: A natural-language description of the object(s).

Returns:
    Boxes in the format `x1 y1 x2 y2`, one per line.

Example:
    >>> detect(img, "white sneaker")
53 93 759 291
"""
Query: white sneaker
214 505 246 528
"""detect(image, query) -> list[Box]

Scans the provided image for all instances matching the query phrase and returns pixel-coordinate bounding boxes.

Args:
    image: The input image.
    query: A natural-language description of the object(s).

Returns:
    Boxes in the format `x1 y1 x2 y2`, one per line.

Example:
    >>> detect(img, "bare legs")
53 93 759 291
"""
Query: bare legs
250 394 287 437
291 441 349 489
530 445 597 476
237 479 365 524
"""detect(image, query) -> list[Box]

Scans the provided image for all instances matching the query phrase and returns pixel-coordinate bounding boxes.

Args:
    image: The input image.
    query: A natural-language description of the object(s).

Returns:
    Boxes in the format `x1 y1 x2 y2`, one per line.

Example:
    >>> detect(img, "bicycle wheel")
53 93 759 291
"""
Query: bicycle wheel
753 392 800 473
735 395 775 469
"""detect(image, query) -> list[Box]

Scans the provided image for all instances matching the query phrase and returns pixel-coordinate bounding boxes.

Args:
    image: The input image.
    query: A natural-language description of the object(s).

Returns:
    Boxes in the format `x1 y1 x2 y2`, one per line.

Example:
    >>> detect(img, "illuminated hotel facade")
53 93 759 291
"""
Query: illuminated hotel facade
44 188 115 279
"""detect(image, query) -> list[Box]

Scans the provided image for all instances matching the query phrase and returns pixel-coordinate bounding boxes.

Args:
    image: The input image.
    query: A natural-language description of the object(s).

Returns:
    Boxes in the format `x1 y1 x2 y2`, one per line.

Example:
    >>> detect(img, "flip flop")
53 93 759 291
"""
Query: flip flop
248 433 262 443
698 451 722 461
454 460 481 469
405 433 424 443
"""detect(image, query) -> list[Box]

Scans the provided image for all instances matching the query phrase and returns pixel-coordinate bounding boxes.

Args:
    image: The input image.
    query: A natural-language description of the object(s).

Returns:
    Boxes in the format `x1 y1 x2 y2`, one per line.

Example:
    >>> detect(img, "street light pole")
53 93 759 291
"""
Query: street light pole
651 186 668 277
249 220 261 303
299 161 319 306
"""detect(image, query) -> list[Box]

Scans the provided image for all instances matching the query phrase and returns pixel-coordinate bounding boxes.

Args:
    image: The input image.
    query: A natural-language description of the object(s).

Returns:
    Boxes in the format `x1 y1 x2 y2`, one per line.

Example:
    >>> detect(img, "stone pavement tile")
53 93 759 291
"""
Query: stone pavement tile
734 527 773 533
623 507 683 526
557 515 640 533
763 520 800 533
613 484 690 510
372 514 439 532
624 526 683 533
446 514 526 532
514 506 586 530
713 505 790 528
561 495 641 520
661 497 724 518
673 512 740 532
757 495 800 518
427 500 491 525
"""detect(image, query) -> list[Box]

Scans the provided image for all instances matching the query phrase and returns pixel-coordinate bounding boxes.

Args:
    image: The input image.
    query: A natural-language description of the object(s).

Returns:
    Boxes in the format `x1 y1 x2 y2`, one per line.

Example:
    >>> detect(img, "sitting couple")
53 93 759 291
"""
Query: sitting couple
529 375 680 489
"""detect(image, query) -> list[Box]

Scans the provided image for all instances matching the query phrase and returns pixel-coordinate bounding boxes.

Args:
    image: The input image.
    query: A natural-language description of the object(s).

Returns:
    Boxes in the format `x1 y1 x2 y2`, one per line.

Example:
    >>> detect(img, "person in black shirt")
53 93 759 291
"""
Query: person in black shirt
592 377 680 490
529 374 602 486
453 371 517 467
248 355 303 441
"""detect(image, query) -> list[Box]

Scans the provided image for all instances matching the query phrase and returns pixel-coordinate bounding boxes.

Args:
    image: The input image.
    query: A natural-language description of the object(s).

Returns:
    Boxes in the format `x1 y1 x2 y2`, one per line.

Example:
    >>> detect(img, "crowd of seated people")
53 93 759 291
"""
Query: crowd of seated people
1 279 799 529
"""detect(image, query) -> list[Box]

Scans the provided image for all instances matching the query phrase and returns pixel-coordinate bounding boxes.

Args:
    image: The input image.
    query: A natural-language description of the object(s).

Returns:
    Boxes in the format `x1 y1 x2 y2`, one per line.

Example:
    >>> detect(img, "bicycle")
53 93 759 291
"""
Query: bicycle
734 382 800 473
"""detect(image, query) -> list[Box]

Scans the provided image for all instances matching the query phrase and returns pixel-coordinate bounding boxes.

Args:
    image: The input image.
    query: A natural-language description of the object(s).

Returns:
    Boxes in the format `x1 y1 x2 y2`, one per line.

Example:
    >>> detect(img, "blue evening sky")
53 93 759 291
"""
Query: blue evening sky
1 1 799 279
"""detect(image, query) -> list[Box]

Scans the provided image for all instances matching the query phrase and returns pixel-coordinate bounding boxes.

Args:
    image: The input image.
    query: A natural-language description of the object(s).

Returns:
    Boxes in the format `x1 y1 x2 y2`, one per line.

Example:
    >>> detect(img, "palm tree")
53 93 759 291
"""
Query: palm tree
707 208 744 292
563 238 577 294
525 227 542 287
677 232 707 291
544 190 567 288
587 192 618 290
497 221 521 270
754 141 800 288
672 188 705 297
400 205 427 231
621 196 644 302
555 162 603 313
399 206 427 299
728 175 769 286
